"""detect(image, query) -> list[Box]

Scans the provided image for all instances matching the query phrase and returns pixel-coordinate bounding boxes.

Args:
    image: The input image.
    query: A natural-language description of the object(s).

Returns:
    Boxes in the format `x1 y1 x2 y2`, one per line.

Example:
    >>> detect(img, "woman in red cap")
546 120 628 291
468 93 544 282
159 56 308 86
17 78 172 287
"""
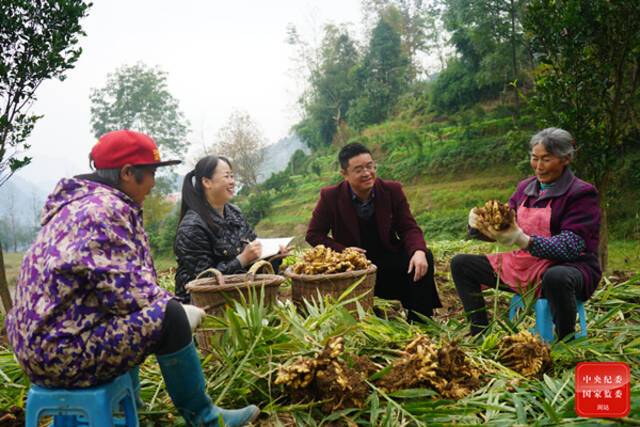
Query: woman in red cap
6 130 259 427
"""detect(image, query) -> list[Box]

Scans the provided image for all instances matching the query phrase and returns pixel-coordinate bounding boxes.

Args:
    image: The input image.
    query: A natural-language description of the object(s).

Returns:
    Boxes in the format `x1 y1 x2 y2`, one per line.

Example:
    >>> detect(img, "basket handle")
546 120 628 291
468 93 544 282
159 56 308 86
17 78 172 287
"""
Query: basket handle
246 260 274 281
266 253 288 263
194 268 225 286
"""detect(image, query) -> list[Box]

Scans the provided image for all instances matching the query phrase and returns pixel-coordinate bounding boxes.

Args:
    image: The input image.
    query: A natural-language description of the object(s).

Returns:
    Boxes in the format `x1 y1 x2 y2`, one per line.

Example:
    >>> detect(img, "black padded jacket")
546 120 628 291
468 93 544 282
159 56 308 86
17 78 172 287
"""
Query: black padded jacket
173 204 256 303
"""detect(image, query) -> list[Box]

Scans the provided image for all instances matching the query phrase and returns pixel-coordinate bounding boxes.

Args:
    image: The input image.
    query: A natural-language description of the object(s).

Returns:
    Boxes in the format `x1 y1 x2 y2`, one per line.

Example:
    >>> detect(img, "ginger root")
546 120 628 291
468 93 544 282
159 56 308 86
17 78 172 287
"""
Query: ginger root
291 245 371 275
475 200 515 231
497 330 552 378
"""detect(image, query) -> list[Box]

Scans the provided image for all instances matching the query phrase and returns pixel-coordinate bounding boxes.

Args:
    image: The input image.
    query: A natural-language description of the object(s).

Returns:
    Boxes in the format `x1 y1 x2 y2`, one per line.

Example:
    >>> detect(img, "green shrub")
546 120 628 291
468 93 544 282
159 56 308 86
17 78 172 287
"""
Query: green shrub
416 210 468 240
155 206 180 258
262 170 294 192
239 190 276 227
431 59 502 113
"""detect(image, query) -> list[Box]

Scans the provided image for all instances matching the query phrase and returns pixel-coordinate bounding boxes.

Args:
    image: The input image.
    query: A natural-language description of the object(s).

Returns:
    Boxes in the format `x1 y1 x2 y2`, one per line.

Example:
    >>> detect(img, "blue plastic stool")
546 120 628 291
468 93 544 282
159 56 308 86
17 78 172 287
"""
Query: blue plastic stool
25 372 139 427
509 295 587 342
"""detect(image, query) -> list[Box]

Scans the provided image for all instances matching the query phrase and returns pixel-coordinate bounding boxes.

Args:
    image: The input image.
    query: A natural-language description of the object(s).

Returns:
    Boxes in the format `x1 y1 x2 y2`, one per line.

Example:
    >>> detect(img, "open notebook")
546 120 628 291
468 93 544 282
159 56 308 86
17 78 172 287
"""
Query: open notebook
257 237 293 259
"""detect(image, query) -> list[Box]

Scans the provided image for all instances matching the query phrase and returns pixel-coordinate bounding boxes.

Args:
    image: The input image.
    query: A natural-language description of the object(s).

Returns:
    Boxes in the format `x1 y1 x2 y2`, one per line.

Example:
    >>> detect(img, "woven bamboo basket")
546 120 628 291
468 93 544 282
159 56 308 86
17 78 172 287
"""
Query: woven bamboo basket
186 260 285 352
283 264 377 312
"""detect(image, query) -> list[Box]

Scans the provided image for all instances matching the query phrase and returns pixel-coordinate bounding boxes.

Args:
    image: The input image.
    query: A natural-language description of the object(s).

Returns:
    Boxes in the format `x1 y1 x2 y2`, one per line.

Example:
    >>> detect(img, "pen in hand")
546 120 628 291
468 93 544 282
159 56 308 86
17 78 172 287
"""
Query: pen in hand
238 238 262 265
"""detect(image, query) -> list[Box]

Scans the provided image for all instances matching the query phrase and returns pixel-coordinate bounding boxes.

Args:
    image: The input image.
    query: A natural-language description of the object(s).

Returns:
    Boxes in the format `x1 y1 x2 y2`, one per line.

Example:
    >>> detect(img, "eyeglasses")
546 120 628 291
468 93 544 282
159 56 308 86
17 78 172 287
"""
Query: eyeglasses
350 162 376 176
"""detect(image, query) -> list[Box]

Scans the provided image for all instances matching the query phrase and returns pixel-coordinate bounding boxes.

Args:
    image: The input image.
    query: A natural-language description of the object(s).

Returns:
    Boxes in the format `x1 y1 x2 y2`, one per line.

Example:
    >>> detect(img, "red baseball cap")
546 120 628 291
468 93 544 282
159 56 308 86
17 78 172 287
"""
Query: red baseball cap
91 130 181 169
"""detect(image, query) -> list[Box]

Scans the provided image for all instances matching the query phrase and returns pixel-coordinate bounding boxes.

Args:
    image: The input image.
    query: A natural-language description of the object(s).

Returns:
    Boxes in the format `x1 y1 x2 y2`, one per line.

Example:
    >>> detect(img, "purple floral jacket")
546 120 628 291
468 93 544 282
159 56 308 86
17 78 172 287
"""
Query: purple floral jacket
5 178 172 387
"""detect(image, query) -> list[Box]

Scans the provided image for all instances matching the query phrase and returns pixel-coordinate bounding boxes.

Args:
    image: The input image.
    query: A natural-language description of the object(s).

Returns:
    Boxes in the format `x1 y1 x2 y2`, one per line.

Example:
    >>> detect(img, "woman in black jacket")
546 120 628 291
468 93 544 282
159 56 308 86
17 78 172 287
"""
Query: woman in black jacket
174 155 263 303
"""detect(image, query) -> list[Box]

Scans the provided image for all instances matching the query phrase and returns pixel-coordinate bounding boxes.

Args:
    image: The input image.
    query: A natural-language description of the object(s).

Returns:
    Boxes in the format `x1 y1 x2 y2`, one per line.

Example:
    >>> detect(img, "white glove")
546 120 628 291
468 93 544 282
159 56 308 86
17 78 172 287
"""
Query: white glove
468 208 481 229
481 220 530 249
182 304 206 332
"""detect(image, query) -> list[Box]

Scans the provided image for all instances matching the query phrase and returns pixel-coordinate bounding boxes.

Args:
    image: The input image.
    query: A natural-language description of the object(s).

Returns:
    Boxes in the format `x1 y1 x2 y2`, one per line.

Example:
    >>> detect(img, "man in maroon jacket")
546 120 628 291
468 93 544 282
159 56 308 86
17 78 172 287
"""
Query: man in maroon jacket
306 143 441 319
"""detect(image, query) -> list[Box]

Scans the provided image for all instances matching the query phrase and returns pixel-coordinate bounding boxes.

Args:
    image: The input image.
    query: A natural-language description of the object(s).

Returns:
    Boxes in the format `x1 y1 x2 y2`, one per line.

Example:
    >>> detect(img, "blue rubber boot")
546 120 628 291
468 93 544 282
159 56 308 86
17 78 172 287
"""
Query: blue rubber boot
156 340 259 427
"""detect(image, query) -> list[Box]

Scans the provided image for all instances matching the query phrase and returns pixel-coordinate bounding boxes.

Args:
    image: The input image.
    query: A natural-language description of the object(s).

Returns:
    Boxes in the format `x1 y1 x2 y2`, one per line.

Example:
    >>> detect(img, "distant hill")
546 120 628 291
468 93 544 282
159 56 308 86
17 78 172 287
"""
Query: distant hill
0 176 48 226
258 134 309 183
169 134 308 192
0 176 48 251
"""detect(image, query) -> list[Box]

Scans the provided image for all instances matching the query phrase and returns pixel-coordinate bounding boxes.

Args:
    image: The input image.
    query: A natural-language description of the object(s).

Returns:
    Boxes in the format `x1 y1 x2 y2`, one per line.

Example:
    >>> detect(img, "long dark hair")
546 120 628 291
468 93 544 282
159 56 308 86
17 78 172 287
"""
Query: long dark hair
177 155 232 233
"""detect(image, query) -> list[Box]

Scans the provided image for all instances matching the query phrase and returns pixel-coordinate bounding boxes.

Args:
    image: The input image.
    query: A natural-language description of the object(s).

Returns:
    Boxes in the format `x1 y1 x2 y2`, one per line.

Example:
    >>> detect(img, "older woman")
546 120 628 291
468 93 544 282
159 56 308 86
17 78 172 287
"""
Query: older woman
451 127 601 340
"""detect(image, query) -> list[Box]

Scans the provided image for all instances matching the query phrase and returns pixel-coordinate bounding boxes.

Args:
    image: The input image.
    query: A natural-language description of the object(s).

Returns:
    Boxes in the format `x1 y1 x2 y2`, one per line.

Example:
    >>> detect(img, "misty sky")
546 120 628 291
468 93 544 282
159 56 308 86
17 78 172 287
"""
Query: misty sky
15 0 362 190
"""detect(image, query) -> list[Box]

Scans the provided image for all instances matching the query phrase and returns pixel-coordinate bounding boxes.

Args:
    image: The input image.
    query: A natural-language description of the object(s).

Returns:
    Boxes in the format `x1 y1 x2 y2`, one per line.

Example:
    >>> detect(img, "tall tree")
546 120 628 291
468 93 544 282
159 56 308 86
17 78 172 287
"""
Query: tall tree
525 0 640 268
90 63 189 193
436 0 528 112
348 16 410 128
0 0 90 187
362 0 443 78
213 111 265 190
0 0 90 312
0 217 9 251
4 189 18 252
288 149 308 175
294 25 360 149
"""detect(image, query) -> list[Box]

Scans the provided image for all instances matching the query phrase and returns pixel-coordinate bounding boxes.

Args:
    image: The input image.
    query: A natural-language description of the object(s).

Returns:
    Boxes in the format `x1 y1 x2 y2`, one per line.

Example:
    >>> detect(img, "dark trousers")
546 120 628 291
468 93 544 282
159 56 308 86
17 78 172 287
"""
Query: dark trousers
153 299 193 355
450 254 585 339
373 249 441 319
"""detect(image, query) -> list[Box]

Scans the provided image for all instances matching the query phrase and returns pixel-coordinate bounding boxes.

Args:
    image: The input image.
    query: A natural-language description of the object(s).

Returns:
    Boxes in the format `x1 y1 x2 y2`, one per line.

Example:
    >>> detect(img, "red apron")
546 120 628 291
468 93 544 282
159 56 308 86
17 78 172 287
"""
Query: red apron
486 200 554 295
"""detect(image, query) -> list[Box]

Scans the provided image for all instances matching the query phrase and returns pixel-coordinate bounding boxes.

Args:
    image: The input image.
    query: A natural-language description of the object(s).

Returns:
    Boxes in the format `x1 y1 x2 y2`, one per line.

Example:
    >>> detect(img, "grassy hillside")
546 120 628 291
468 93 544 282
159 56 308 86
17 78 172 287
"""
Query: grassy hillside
254 107 531 241
256 170 520 242
251 105 640 252
2 253 22 288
